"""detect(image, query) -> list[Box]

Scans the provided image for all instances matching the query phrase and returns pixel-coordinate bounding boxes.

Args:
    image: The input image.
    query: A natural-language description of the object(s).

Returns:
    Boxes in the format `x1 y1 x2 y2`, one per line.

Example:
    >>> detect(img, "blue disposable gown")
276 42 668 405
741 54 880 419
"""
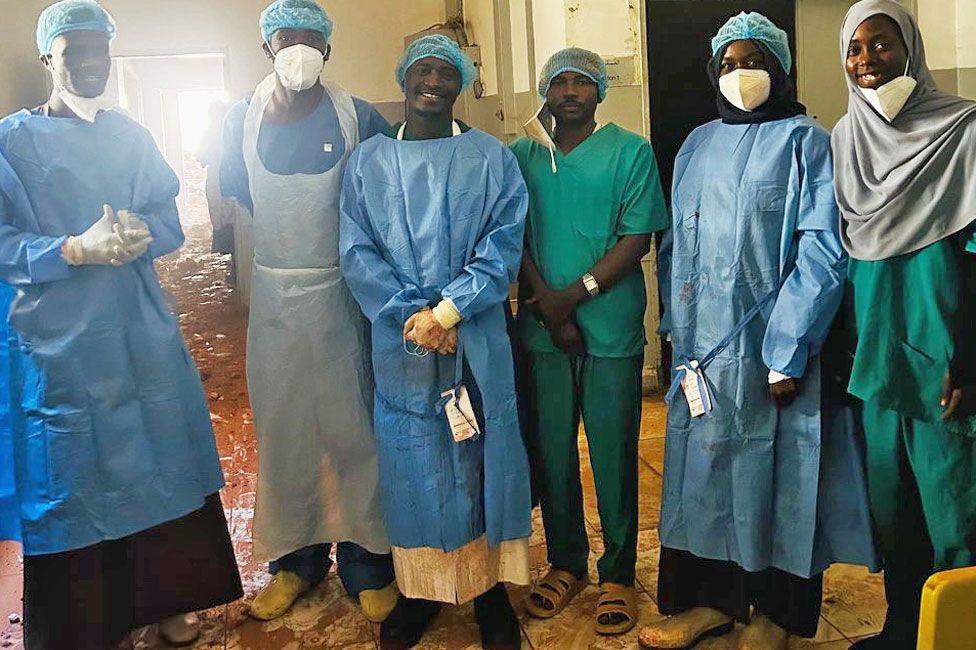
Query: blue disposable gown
339 129 532 552
0 283 16 543
0 110 225 555
659 116 878 578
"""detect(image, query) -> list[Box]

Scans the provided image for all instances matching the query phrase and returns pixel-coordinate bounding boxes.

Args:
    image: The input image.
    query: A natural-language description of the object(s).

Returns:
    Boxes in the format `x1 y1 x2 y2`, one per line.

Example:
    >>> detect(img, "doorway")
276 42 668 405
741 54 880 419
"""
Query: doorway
107 53 228 218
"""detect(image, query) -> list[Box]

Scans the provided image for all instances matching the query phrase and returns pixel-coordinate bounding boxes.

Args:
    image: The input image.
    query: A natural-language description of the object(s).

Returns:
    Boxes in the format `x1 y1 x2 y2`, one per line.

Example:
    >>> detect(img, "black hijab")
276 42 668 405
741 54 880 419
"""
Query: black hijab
707 40 806 124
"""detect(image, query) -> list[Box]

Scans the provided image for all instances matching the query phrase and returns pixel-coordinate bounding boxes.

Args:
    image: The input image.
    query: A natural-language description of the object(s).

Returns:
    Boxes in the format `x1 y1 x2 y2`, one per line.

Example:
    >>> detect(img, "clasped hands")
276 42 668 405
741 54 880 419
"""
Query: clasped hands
526 286 586 356
404 307 458 355
63 205 154 266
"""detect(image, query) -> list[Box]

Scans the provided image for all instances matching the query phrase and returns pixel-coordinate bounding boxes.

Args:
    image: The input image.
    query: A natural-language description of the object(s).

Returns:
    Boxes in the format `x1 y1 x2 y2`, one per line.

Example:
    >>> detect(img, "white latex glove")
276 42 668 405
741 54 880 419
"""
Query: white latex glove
63 205 127 266
117 210 154 259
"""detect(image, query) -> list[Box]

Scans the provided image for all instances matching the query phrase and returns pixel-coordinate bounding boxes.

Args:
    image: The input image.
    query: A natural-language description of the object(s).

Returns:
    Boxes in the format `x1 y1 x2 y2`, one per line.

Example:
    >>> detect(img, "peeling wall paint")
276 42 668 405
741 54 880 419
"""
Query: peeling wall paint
564 0 642 85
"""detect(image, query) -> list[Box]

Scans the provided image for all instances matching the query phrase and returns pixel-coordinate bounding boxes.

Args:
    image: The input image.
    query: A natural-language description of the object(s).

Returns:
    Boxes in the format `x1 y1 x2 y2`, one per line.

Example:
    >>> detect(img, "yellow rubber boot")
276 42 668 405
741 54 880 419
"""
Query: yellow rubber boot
638 607 734 649
359 582 399 623
738 614 788 650
158 613 201 647
249 570 311 621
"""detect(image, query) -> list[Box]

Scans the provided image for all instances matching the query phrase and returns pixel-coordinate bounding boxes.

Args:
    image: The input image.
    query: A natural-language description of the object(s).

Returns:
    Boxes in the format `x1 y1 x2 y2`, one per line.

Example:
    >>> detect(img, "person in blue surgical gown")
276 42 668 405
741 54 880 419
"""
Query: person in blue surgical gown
638 13 878 650
0 2 242 648
219 0 396 624
339 35 532 650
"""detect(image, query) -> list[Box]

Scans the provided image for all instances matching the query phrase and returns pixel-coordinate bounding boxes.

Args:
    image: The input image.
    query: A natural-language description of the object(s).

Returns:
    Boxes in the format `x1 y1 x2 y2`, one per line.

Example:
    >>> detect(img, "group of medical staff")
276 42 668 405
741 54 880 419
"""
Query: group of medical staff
0 0 973 649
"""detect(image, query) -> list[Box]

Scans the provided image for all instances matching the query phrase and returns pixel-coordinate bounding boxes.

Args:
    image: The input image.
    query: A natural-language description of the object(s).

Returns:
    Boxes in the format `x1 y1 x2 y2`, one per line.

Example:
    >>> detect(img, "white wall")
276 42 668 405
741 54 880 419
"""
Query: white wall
917 0 957 70
796 0 855 129
957 0 976 98
465 0 499 97
959 0 975 68
0 0 54 115
532 0 567 84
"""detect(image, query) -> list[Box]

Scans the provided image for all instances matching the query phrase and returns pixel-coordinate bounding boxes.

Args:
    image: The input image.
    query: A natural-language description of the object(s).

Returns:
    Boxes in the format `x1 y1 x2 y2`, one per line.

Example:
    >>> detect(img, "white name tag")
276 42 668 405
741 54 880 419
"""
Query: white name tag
441 385 481 442
323 143 333 153
677 361 712 418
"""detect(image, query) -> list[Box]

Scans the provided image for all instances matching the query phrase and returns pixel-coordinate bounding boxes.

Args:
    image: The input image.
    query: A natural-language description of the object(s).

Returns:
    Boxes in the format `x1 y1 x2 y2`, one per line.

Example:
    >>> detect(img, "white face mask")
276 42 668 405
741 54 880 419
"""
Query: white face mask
48 68 113 123
523 104 558 173
719 68 772 112
271 43 325 92
859 59 916 123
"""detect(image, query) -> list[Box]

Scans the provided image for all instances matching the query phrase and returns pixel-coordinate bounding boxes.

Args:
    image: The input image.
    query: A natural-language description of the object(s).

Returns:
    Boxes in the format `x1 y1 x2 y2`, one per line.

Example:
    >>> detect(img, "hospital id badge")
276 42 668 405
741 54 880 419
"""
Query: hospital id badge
678 361 712 418
441 385 481 442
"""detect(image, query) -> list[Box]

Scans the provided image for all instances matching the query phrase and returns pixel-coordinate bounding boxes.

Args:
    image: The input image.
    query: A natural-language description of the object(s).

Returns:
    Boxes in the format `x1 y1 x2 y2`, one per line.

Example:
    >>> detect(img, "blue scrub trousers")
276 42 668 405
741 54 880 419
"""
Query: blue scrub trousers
270 543 394 596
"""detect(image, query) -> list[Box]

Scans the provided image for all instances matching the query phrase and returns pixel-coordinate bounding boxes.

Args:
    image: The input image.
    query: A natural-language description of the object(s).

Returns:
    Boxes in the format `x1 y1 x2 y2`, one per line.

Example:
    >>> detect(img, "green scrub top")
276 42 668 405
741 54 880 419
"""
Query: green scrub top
848 226 976 424
510 123 669 358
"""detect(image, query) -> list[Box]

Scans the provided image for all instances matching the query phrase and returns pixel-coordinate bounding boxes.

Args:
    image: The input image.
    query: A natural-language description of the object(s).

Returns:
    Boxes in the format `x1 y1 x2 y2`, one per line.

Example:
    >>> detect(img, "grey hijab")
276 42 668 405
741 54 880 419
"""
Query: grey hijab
832 0 976 261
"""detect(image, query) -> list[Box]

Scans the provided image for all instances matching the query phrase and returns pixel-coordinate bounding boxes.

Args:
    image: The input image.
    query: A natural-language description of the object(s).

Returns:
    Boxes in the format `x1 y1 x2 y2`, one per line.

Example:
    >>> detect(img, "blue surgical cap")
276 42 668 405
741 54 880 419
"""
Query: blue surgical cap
396 34 477 92
712 12 792 74
538 47 608 101
36 0 116 55
260 0 334 45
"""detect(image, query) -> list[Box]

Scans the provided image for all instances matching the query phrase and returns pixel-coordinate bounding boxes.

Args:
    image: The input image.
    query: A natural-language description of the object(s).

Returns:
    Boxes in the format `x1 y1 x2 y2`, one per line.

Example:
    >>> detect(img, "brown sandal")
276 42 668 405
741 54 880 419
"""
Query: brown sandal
596 583 638 636
524 568 587 619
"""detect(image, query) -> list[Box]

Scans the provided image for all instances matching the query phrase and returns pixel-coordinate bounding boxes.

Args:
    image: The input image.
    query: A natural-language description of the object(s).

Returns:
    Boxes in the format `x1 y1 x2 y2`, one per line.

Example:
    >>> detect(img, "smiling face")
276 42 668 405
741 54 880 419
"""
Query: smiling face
719 40 766 76
404 56 461 117
846 14 909 89
545 71 600 124
42 30 111 98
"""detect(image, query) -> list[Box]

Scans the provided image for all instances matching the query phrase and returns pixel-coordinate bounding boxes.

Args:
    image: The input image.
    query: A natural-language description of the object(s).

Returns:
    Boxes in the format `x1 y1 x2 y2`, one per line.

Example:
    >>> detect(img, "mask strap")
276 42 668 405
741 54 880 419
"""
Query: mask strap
267 42 327 61
903 56 911 77
403 336 430 358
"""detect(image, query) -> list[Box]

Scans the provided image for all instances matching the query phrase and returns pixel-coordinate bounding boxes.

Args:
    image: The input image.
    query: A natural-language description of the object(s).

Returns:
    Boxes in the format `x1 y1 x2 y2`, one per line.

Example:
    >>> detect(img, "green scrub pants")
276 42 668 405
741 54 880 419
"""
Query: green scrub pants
862 400 976 647
525 351 643 585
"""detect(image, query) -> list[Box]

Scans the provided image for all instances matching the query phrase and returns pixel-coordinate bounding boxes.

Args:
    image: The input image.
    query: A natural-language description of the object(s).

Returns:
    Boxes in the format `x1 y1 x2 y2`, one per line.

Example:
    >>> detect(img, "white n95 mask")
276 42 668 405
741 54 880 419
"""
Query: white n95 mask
523 104 558 173
47 69 113 123
859 59 916 123
272 44 324 92
719 69 772 112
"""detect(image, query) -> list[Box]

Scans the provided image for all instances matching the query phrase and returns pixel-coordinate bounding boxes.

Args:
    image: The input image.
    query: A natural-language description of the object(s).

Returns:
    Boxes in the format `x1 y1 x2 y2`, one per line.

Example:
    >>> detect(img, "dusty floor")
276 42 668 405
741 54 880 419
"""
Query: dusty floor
0 184 887 649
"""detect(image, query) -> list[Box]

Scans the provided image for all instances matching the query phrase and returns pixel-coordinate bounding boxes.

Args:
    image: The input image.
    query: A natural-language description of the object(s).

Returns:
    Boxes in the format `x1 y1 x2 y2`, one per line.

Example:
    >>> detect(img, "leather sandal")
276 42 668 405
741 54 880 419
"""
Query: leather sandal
595 583 638 636
524 568 586 619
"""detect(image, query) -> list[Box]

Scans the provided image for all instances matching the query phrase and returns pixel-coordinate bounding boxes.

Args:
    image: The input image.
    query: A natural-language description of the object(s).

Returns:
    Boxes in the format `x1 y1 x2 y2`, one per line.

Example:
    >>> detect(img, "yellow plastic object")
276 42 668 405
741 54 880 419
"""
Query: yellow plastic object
249 570 310 621
917 566 976 650
359 582 399 623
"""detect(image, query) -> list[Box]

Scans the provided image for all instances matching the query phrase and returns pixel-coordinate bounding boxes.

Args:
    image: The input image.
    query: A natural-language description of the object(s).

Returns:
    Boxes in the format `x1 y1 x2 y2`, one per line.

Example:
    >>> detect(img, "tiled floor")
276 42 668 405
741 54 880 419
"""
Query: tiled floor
0 220 887 649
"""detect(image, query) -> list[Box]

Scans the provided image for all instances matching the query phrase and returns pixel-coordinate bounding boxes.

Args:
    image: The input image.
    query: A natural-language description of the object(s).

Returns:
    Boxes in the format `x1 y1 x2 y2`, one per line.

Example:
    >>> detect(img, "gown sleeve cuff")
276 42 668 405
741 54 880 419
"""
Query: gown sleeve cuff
432 298 462 329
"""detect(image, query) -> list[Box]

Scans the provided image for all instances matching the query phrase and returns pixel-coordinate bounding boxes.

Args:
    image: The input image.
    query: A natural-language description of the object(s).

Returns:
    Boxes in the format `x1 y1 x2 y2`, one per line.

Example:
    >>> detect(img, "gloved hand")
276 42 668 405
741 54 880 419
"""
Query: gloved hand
63 206 154 266
117 209 154 259
404 307 449 351
63 205 128 266
437 328 458 355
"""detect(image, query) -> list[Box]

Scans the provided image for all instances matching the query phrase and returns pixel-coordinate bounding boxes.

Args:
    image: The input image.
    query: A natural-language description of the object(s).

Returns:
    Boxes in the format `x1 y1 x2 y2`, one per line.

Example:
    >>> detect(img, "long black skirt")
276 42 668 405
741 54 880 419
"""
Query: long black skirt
657 547 823 638
23 493 243 650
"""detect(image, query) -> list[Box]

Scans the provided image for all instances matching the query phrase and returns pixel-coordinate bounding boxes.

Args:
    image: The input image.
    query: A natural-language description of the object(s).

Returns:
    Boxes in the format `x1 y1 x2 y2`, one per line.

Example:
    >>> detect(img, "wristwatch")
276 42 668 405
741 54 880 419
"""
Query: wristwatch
582 273 600 297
